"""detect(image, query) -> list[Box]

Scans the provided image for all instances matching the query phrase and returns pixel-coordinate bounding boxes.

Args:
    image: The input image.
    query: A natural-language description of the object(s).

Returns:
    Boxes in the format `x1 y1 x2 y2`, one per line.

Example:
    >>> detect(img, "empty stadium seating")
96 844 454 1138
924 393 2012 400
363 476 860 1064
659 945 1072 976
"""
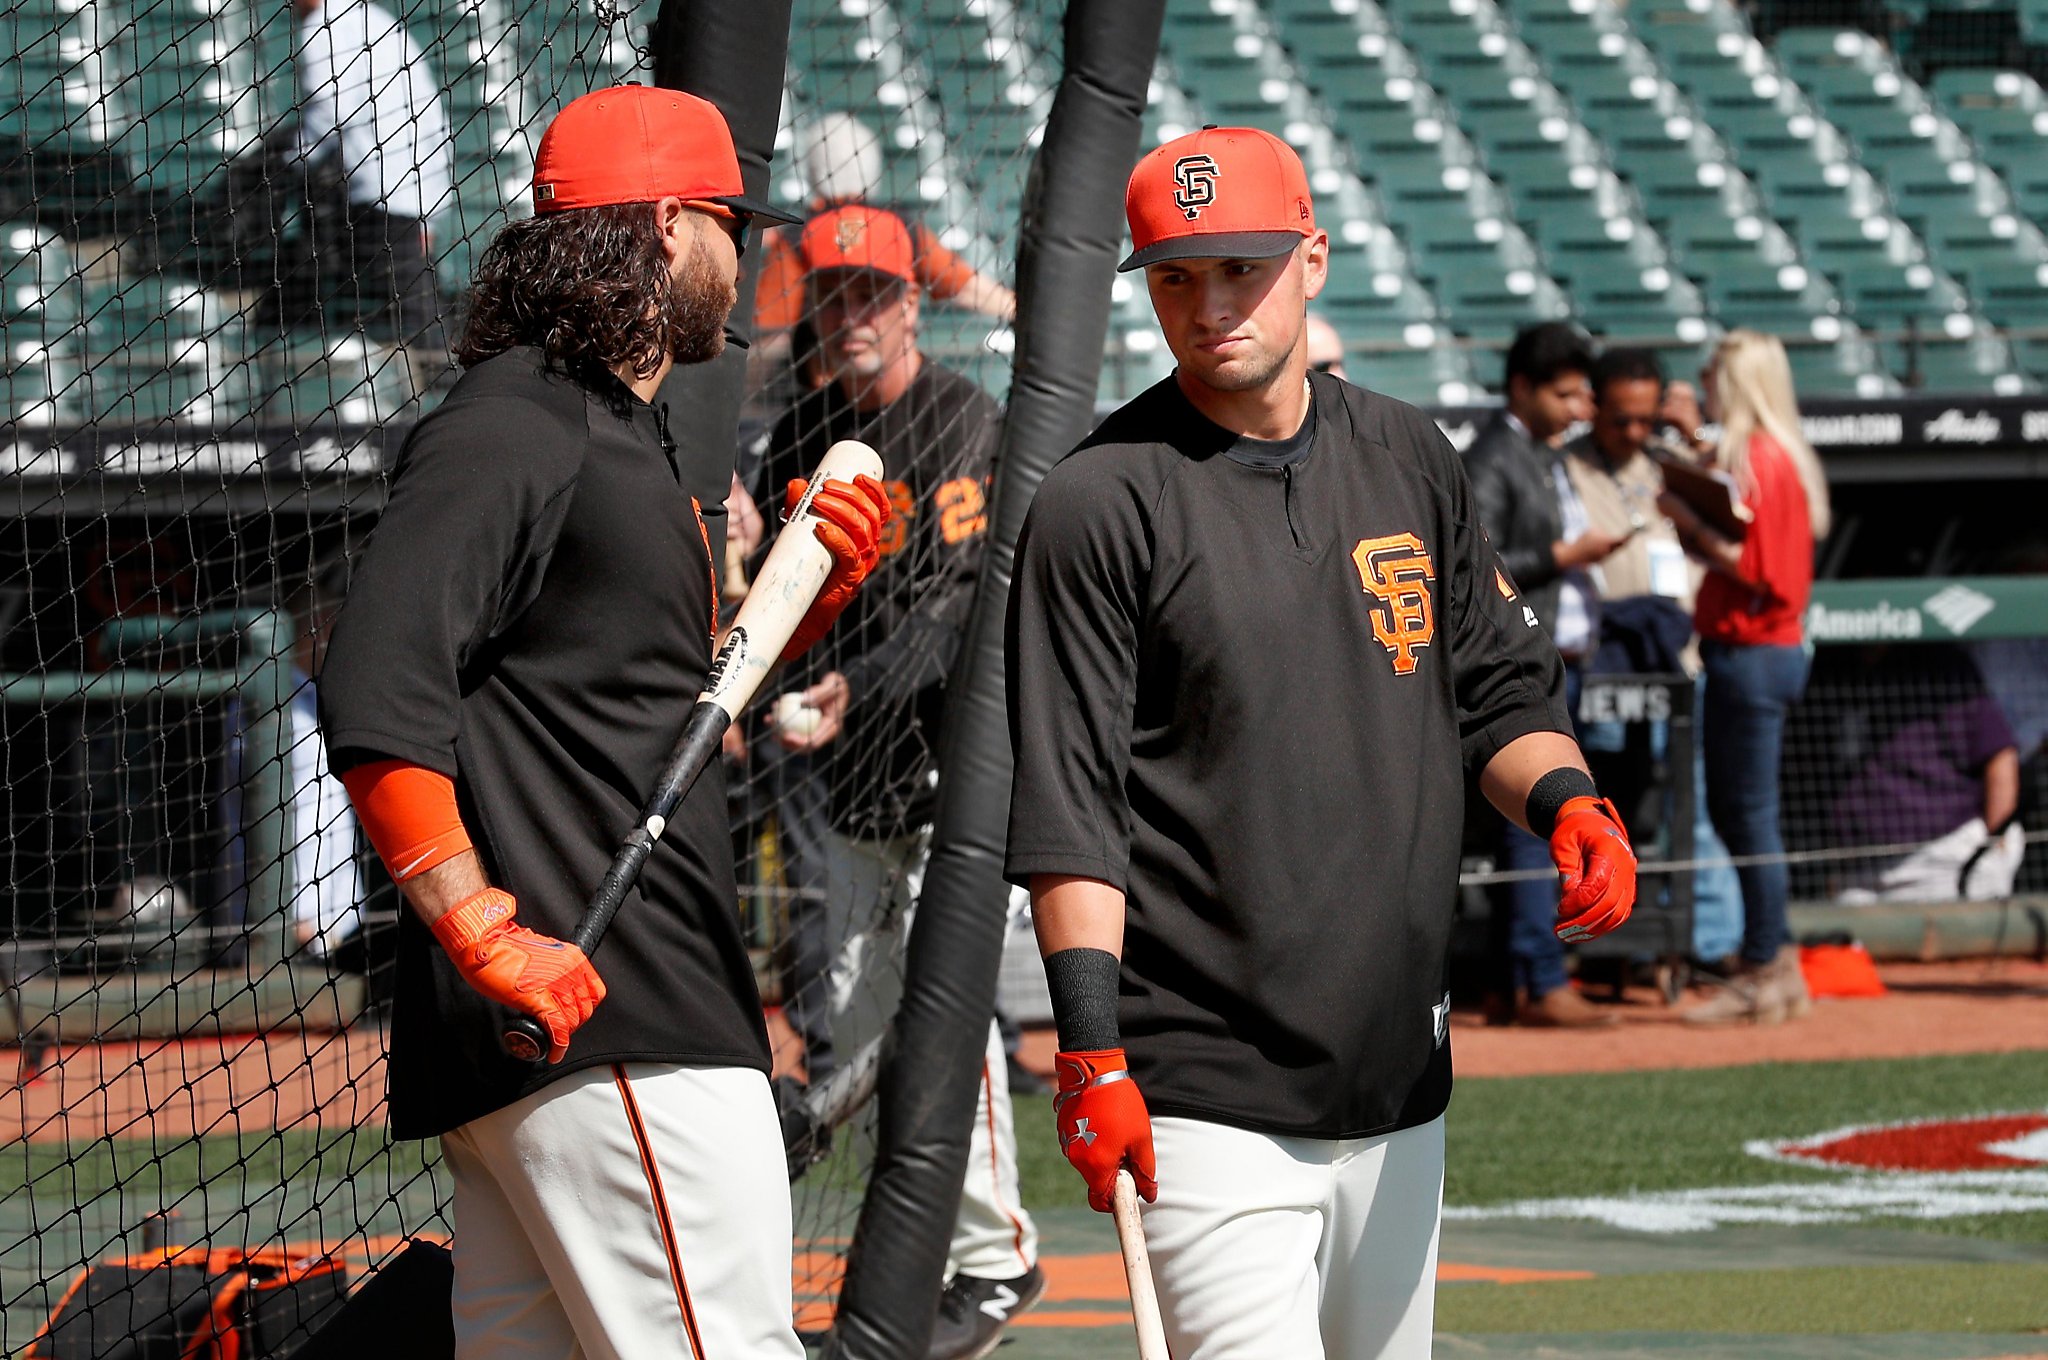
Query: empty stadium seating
3 0 2045 420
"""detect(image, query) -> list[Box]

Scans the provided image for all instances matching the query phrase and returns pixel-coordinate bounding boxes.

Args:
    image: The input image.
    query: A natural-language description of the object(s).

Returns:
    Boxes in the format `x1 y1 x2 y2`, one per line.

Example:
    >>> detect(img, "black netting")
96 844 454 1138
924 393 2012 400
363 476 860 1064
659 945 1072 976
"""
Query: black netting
1 0 1065 1348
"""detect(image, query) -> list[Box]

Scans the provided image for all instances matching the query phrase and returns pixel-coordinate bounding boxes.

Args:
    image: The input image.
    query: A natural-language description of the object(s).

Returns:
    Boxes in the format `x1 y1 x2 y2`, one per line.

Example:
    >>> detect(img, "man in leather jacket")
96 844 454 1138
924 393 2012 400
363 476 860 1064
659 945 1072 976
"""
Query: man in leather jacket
1464 323 1629 1027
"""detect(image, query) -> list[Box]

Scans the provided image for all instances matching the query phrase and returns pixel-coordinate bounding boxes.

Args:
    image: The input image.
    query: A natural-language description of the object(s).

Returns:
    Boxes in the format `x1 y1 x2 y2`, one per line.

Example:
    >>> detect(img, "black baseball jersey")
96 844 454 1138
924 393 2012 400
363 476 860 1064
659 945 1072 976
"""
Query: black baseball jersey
757 360 999 836
1005 372 1570 1140
320 347 769 1139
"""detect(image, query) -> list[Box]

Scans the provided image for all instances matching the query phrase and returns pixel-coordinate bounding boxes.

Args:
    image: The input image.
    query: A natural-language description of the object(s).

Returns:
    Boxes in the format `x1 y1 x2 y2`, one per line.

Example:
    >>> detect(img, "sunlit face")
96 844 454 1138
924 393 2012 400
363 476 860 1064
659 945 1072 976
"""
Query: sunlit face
682 206 743 296
1143 235 1327 394
1592 377 1663 463
809 267 920 385
1511 369 1593 443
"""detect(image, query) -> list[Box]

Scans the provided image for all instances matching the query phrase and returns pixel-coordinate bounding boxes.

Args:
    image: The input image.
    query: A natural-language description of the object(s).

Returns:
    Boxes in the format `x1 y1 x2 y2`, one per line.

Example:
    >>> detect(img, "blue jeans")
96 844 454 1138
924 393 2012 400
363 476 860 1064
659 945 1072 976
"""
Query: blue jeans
1493 669 1580 1001
1701 640 1810 966
1680 673 1744 961
1498 818 1567 998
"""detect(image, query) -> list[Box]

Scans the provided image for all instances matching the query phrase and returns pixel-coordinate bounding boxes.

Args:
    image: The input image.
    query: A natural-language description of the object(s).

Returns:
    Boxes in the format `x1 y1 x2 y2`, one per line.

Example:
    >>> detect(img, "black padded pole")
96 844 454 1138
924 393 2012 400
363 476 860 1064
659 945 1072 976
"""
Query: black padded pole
649 0 795 532
821 3 1164 1355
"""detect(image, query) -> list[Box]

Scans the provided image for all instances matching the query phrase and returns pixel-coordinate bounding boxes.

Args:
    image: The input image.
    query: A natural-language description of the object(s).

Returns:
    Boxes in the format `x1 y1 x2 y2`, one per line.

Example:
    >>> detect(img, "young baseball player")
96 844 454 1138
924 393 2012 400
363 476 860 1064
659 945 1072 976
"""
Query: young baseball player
1004 127 1639 1359
318 87 889 1358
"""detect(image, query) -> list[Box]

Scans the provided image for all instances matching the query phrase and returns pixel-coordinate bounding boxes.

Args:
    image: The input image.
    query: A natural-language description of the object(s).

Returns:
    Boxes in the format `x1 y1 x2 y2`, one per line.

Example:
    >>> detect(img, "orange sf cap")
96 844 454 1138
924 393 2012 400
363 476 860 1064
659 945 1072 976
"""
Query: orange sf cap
532 84 802 224
1121 125 1316 272
800 205 917 285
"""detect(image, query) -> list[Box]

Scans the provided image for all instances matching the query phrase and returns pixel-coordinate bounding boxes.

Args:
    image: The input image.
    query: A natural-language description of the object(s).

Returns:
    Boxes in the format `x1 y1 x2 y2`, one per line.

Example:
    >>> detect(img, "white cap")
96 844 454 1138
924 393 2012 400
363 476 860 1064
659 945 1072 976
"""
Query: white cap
801 111 882 204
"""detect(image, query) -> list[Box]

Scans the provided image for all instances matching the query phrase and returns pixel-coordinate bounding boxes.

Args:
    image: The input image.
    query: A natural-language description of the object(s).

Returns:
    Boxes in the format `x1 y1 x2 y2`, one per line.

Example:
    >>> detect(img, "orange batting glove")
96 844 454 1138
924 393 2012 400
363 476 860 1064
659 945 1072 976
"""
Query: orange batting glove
1550 796 1637 943
429 888 605 1063
1054 1048 1157 1214
780 474 891 661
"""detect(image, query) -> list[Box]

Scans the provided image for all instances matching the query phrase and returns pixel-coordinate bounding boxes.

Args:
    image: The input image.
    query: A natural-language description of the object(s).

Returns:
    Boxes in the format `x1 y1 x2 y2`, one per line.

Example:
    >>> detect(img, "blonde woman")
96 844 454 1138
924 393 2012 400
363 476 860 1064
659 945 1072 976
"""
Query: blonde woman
1658 331 1830 1024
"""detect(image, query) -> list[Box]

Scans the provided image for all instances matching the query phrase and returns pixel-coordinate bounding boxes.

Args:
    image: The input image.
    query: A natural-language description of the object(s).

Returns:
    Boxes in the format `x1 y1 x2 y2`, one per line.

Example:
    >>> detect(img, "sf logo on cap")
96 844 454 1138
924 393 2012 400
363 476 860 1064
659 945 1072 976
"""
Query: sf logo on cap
1172 154 1219 221
835 214 866 252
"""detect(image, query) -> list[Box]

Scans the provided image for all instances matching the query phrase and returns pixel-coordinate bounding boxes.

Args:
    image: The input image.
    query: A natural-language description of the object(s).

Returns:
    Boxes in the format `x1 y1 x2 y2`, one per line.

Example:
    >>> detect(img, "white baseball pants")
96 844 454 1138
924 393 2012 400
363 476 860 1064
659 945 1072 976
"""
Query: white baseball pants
952 1017 1039 1280
1140 1113 1445 1360
815 830 1038 1282
441 1062 805 1360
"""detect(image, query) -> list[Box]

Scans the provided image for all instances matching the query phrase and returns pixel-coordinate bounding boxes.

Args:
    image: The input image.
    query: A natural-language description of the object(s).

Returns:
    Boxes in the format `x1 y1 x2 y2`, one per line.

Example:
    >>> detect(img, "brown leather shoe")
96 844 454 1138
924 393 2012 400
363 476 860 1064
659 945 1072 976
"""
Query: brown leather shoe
1682 948 1811 1026
1517 986 1620 1028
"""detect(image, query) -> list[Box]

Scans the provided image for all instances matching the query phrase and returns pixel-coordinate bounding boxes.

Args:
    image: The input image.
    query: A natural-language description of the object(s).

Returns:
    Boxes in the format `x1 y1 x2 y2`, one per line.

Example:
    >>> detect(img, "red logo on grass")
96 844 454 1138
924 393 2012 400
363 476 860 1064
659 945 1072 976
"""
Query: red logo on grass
1762 1114 2048 1173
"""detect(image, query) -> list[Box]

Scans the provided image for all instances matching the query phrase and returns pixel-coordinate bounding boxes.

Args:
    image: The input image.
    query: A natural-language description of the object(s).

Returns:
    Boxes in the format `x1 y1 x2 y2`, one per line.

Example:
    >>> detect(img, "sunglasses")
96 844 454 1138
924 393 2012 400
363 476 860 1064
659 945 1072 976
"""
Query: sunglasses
685 201 756 255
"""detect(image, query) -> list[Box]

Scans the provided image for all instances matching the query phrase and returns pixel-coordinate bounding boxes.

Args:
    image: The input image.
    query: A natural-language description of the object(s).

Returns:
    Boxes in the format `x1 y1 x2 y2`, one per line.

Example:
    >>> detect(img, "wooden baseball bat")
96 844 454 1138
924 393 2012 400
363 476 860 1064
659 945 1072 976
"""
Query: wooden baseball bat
1114 1169 1170 1360
502 439 885 1062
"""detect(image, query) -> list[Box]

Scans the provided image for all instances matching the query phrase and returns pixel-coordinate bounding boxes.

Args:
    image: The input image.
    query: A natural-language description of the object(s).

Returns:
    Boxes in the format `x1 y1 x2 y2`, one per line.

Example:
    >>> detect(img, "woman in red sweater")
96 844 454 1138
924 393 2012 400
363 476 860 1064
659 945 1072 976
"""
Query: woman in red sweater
1659 331 1830 1024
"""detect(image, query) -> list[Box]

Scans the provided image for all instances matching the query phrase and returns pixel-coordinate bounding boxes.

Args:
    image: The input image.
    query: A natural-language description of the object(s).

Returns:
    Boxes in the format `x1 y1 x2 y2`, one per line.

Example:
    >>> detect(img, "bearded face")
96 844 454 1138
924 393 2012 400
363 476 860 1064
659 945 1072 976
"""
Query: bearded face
664 230 738 366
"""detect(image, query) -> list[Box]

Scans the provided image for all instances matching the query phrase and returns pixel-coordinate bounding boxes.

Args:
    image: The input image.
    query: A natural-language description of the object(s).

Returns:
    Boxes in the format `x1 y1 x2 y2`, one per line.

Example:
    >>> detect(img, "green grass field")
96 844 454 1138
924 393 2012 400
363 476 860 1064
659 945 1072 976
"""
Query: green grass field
7 1051 2048 1354
1443 1049 2048 1244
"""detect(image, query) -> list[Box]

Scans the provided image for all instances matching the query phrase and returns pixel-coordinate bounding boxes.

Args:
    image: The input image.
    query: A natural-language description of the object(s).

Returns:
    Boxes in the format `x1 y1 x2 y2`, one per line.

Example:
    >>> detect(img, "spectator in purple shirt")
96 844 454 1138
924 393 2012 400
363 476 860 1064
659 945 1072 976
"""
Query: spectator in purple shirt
1831 647 2022 902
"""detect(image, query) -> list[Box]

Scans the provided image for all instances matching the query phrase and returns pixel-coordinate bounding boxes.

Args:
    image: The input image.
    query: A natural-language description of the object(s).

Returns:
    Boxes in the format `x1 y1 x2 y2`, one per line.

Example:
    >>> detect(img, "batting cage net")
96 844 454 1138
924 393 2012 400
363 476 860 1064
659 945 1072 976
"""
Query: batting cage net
1 0 1064 1350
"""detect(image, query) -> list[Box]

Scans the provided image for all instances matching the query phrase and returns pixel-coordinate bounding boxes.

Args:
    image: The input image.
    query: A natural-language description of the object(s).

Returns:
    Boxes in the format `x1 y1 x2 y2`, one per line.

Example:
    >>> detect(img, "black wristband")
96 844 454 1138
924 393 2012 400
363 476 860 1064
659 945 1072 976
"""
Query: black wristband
1525 766 1599 838
1043 947 1121 1052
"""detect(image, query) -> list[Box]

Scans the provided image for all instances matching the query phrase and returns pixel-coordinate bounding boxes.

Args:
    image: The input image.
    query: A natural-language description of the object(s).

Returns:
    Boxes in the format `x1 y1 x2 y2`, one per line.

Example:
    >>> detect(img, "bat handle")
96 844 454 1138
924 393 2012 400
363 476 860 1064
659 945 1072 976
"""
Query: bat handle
497 829 655 1063
501 1014 547 1064
1114 1169 1170 1360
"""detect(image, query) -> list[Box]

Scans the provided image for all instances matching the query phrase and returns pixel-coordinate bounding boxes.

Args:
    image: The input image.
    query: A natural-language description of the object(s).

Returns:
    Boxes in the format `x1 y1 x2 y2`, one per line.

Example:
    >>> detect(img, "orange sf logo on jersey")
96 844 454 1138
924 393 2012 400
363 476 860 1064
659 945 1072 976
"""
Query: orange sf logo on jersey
1350 532 1436 675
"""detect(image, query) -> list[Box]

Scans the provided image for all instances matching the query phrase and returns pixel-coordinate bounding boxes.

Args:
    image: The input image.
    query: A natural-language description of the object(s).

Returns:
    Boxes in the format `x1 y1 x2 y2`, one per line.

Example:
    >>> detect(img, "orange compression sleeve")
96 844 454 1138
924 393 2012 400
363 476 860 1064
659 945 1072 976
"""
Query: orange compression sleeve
338 759 474 883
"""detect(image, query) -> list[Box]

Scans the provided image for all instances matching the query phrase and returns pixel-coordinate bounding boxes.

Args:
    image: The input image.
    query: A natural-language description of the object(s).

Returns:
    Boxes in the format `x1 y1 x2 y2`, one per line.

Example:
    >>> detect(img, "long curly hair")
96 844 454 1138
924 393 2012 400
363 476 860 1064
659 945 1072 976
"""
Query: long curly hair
455 202 727 383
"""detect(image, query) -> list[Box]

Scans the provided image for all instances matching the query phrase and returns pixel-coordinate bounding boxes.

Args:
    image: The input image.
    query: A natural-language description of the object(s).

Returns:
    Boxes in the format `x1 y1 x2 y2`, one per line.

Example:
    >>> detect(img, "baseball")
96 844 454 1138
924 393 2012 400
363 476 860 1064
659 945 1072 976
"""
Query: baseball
775 692 823 738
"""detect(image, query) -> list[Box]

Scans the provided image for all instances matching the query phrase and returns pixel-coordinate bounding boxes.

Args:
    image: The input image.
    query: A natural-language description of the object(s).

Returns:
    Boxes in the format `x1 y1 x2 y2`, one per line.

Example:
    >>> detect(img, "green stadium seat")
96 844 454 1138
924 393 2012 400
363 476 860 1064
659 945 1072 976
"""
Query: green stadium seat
1349 344 1482 407
107 0 267 199
918 309 1012 400
0 4 124 153
75 273 258 425
256 329 413 427
1269 0 1396 70
1100 296 1175 403
1 331 85 426
0 223 82 329
1631 0 1754 61
1922 226 2048 284
2019 0 2048 43
0 220 85 424
1781 326 1900 399
1840 265 1972 329
1141 64 1208 148
1701 259 1845 335
1970 262 2048 329
1886 325 2033 395
2014 338 2048 384
1435 271 1573 343
1932 68 2048 186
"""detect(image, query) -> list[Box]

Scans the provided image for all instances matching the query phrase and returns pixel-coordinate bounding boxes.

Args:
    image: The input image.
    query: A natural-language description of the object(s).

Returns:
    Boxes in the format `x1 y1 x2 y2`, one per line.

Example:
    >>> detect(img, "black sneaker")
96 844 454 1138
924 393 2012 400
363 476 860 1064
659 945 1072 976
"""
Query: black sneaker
925 1263 1046 1360
1005 1056 1049 1097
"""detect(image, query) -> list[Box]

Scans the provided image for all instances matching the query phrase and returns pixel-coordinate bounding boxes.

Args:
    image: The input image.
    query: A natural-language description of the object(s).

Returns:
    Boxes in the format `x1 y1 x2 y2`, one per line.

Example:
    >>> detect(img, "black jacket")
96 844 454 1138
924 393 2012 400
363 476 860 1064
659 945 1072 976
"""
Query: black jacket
321 349 769 1137
1463 411 1564 636
1005 374 1572 1138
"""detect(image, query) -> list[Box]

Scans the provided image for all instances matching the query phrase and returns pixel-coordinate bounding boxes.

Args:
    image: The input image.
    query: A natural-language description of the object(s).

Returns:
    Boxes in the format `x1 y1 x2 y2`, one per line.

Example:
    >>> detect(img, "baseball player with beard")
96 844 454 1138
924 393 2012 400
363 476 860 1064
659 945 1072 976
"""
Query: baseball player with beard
319 87 889 1358
1004 127 1639 1358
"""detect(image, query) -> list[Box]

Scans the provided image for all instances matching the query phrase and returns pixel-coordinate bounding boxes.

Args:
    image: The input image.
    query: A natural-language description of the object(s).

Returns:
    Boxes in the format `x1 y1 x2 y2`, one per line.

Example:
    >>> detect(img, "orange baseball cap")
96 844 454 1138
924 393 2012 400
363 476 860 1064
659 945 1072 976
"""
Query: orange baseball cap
799 205 917 284
532 84 801 224
1121 125 1317 271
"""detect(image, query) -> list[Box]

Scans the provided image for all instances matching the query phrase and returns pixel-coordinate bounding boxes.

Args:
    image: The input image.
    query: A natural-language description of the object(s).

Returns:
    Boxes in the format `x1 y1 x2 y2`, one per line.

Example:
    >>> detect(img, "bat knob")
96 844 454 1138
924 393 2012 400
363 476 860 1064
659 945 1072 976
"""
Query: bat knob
501 1015 548 1063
